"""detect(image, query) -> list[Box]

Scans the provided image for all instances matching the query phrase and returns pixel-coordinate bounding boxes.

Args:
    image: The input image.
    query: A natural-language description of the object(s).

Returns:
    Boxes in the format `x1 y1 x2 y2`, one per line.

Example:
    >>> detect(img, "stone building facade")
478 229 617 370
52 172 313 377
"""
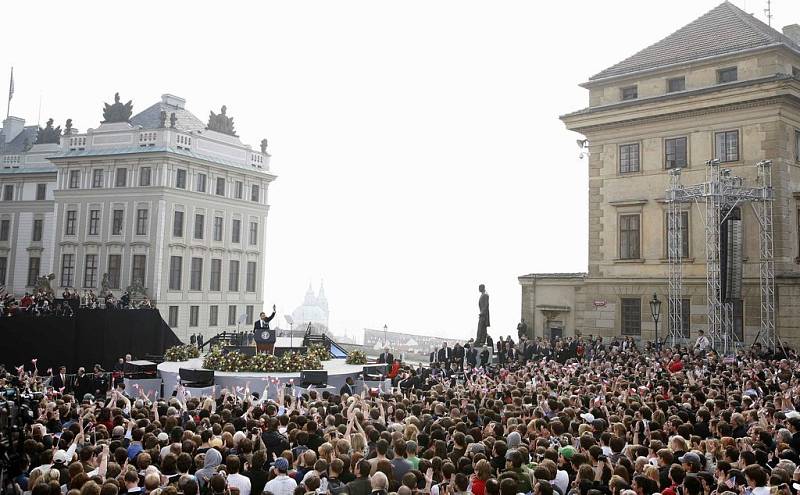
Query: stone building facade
0 94 276 341
520 3 800 346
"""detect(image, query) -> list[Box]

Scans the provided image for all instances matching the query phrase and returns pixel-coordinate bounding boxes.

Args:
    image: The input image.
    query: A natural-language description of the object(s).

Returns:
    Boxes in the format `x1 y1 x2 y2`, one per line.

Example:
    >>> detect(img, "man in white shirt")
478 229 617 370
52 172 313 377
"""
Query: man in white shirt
694 330 710 355
265 458 297 495
226 456 251 495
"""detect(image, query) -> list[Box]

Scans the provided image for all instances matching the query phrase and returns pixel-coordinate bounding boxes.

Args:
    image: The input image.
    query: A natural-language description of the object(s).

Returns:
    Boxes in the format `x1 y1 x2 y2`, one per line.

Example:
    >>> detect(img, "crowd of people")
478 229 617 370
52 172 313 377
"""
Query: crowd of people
0 287 154 317
2 334 800 495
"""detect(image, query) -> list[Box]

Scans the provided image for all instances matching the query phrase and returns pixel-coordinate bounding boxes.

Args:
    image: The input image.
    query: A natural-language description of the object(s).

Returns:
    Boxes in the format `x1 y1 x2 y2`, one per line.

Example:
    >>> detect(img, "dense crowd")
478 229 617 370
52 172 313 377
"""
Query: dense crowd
0 288 154 317
2 336 800 495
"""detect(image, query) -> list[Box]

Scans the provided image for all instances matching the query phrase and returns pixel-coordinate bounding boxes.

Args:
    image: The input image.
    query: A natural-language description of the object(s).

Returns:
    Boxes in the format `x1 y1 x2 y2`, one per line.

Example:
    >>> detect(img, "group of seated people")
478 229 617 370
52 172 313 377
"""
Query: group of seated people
0 288 154 317
3 334 800 495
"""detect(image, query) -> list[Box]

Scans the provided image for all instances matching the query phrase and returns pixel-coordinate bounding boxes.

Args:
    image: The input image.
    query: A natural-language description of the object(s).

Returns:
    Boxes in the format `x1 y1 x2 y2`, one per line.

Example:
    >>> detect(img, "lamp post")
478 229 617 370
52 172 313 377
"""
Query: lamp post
649 293 662 351
383 324 388 347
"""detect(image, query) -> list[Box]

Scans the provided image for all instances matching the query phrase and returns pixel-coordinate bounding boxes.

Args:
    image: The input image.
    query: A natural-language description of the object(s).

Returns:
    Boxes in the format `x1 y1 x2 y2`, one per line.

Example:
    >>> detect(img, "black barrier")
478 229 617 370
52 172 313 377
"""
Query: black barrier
0 309 181 373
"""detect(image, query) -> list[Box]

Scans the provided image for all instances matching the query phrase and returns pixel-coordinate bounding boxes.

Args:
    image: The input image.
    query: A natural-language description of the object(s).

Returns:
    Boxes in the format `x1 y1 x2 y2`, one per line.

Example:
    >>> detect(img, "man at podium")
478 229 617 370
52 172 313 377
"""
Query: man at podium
254 305 277 354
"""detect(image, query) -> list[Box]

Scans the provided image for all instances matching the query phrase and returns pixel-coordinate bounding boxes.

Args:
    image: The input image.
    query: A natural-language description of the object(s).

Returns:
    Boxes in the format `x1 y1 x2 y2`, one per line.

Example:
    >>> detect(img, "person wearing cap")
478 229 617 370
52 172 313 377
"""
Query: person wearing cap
679 452 703 475
266 457 298 495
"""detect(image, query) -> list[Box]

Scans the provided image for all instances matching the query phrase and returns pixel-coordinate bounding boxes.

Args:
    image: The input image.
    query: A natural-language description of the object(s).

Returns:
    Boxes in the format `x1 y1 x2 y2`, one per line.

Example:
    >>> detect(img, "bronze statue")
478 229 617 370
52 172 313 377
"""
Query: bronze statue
159 110 167 127
206 105 237 136
170 112 177 128
102 92 133 123
476 283 490 346
260 138 269 154
36 118 62 144
64 119 73 136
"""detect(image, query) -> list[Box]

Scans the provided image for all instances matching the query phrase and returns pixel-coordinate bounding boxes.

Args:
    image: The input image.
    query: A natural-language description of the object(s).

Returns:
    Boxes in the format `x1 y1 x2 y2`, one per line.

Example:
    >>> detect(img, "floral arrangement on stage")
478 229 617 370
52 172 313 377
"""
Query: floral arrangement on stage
164 344 200 362
346 350 367 365
201 346 322 373
307 344 330 362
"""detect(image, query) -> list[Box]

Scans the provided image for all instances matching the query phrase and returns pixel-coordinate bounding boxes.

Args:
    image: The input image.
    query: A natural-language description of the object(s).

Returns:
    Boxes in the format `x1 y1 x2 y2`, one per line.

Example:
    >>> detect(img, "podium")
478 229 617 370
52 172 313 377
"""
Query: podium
253 327 276 354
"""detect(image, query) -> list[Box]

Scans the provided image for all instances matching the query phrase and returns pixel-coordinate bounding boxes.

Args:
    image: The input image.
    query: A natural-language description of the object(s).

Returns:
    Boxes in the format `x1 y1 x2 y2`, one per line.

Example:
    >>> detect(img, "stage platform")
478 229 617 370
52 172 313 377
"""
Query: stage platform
158 357 366 398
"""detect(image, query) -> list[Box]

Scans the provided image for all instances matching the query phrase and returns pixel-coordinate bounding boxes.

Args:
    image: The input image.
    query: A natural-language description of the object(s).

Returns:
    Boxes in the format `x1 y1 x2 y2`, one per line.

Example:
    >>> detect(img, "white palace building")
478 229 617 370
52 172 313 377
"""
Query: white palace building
0 93 276 340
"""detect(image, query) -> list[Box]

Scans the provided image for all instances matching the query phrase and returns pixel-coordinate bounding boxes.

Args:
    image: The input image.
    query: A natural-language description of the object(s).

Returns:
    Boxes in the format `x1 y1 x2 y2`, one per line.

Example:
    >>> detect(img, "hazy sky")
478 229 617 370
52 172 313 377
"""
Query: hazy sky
4 0 799 342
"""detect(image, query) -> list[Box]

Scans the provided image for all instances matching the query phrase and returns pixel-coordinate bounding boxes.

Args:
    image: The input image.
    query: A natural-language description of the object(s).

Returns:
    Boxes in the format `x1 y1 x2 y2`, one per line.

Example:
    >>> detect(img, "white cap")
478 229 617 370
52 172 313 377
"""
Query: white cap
53 450 69 464
580 412 595 423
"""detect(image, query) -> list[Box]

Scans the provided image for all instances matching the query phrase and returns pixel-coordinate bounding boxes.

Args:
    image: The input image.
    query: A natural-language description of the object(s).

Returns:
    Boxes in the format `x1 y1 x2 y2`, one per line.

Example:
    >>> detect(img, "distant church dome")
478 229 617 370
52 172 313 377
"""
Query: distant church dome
292 281 329 329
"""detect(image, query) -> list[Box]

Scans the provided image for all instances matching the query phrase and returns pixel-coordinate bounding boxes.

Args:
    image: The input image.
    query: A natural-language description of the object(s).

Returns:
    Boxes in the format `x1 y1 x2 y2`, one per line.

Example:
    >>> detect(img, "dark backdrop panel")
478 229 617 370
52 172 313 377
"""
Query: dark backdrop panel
0 309 180 373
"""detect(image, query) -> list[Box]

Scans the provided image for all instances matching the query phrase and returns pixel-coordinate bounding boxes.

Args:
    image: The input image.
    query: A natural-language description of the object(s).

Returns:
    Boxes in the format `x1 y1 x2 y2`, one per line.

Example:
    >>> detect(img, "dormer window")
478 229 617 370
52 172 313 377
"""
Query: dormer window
621 86 638 101
717 67 738 84
667 77 686 93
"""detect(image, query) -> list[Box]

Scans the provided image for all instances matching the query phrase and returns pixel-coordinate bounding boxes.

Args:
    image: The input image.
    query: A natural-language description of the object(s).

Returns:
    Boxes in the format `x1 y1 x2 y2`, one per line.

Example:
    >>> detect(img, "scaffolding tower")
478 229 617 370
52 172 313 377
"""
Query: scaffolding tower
665 160 775 354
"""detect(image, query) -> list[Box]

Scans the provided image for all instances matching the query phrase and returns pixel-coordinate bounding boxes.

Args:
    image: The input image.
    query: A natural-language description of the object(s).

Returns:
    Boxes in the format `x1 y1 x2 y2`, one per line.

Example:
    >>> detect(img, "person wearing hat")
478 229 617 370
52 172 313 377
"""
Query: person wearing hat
679 452 703 474
266 457 298 495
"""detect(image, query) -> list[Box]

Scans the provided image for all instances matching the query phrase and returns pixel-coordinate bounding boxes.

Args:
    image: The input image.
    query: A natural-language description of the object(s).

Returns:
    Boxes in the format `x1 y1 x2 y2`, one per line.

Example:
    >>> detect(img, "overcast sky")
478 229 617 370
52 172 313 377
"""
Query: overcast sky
4 0 799 342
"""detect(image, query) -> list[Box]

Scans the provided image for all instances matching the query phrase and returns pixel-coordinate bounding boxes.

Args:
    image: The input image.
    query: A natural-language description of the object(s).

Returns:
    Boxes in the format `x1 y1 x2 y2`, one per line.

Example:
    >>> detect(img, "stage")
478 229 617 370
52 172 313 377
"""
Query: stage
158 357 367 398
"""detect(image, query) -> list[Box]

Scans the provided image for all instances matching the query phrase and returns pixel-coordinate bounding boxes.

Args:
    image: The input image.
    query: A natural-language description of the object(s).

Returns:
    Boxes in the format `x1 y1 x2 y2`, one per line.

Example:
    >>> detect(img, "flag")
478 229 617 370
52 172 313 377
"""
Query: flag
7 67 13 102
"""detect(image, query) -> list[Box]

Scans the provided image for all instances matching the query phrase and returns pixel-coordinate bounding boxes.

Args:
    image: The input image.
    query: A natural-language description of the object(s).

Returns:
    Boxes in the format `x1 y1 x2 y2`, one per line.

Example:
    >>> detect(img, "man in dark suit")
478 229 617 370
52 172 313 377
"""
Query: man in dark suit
51 366 68 391
466 344 478 369
377 347 394 364
254 304 277 353
453 342 465 371
437 342 451 364
340 376 356 397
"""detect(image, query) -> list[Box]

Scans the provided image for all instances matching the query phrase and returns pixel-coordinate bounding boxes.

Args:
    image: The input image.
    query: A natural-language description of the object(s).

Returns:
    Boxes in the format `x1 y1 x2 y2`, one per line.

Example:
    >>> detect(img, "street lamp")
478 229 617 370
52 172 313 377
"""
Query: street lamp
383 324 388 347
649 293 661 350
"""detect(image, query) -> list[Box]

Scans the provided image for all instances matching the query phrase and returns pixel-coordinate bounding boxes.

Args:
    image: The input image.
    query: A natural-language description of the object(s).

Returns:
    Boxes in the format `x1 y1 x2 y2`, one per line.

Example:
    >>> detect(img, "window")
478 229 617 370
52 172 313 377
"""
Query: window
65 210 77 235
194 214 204 240
680 211 689 258
169 256 183 290
0 219 8 241
115 168 127 187
246 305 254 324
209 305 218 326
619 143 640 173
32 219 43 242
92 169 104 188
246 261 257 292
131 255 146 286
621 86 638 100
2 185 13 201
27 257 41 286
173 211 184 237
714 130 739 162
235 181 243 199
213 217 223 241
176 169 187 189
621 298 641 335
139 167 152 186
107 254 121 289
36 183 47 200
619 214 641 259
83 254 98 288
0 257 6 285
249 221 258 245
228 305 237 325
733 299 744 341
60 254 75 287
189 306 199 327
190 257 203 291
215 177 225 196
717 67 738 83
136 209 148 235
210 259 222 291
232 219 241 243
667 76 686 93
665 137 687 169
168 306 179 327
88 209 100 235
196 173 207 193
795 129 800 162
112 209 124 235
69 170 80 189
674 298 690 339
228 260 239 291
251 184 260 202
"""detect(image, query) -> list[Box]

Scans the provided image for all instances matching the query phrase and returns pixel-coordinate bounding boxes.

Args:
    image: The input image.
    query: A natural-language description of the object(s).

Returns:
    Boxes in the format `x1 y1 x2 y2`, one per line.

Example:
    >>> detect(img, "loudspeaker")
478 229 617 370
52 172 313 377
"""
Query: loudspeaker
301 370 328 387
362 364 388 380
124 360 157 379
721 208 743 302
179 368 215 387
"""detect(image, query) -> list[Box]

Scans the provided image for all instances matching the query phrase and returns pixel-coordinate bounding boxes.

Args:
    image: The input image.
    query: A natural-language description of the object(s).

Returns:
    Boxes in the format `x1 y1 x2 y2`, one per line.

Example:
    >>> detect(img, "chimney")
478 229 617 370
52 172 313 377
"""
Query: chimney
783 24 800 45
161 94 186 109
2 116 25 144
